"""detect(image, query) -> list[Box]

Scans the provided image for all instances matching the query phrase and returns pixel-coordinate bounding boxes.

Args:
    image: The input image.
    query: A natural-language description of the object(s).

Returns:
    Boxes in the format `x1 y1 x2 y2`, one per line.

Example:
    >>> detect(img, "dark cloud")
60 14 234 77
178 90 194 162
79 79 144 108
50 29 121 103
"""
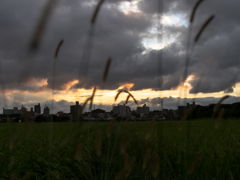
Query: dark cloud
224 87 234 94
0 0 240 106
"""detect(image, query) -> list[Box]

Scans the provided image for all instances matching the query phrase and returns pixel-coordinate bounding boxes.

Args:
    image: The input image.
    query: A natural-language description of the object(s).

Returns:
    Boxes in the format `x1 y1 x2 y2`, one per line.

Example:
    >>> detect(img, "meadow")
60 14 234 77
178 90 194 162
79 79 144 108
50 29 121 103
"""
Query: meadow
0 120 240 179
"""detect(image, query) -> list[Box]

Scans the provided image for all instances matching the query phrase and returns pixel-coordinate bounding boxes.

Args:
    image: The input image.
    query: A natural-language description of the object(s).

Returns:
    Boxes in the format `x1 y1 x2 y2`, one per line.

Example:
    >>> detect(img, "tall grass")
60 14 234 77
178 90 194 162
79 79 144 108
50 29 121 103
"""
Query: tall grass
1 121 240 179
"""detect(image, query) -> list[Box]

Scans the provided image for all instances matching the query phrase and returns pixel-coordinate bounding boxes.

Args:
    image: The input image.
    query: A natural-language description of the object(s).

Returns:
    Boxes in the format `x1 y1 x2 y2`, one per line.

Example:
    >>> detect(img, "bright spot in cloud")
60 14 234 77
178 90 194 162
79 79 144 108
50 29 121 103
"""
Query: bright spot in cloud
118 0 140 14
177 74 194 91
142 38 171 50
142 13 186 50
61 80 79 91
161 13 188 27
118 83 134 90
35 79 48 87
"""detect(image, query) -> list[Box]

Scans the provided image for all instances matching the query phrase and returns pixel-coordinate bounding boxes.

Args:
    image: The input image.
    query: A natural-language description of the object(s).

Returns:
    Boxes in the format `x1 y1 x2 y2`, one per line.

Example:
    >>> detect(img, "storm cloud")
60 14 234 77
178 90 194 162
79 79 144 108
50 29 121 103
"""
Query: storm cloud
0 0 240 110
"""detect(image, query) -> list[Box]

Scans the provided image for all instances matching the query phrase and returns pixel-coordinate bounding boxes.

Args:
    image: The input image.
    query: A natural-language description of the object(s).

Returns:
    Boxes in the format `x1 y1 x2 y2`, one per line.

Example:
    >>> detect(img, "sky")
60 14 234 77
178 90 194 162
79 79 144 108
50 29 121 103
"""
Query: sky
1 0 240 113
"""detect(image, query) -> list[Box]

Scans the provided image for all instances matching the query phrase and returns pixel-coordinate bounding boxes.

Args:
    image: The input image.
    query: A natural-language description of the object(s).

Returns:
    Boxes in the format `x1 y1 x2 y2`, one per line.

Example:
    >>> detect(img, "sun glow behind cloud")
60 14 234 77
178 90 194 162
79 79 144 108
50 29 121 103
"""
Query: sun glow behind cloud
49 75 237 107
3 75 239 112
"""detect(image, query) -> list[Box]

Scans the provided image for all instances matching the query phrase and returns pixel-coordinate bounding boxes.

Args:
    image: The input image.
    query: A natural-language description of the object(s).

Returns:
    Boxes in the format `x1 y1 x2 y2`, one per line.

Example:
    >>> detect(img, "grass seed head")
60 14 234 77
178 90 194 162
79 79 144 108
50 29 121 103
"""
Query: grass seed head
194 15 215 43
125 94 131 104
115 89 137 104
80 97 91 116
102 58 111 82
142 148 151 170
95 129 102 156
91 0 105 25
54 39 64 58
214 95 230 112
115 89 126 101
129 93 138 104
190 0 204 23
29 0 57 51
89 87 97 110
151 153 159 178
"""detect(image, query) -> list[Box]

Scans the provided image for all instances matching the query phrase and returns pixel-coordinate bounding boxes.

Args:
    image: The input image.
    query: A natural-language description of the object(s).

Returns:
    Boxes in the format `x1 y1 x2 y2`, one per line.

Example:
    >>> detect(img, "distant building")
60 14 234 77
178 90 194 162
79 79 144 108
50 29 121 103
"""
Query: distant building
34 103 41 115
70 101 82 121
3 107 21 115
137 104 149 114
3 105 26 115
28 107 35 119
178 102 196 119
113 104 131 117
43 105 50 116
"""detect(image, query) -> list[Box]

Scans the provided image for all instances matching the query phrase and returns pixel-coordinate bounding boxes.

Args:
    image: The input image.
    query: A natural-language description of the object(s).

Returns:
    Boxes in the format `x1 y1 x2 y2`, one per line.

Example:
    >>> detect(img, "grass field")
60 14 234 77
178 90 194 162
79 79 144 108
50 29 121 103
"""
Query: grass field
0 120 240 179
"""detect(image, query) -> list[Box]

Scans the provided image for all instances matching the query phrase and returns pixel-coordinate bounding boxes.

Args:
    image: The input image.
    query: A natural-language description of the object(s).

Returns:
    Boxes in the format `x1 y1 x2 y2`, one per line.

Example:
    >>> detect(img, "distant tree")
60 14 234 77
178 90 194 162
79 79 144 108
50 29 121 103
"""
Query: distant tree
58 116 70 122
116 116 122 122
91 108 106 114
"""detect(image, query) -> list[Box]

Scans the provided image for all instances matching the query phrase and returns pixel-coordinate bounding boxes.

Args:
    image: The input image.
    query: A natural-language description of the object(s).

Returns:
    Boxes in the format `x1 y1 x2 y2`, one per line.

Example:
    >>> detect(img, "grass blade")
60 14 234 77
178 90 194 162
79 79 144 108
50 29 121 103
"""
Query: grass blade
213 95 230 112
125 94 131 104
81 97 92 115
89 87 97 110
115 89 126 101
129 93 137 104
115 89 137 104
190 0 204 23
54 39 64 58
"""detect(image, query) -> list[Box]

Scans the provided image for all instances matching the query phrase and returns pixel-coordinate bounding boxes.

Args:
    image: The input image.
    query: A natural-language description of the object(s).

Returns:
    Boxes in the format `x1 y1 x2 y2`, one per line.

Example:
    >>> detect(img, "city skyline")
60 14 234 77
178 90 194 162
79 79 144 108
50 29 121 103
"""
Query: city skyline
2 97 240 115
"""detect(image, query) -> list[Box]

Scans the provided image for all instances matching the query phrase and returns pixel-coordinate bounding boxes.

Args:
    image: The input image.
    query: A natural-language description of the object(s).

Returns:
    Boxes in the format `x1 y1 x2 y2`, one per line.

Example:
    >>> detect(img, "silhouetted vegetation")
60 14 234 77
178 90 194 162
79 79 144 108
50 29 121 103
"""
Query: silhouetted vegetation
35 115 70 122
189 103 240 119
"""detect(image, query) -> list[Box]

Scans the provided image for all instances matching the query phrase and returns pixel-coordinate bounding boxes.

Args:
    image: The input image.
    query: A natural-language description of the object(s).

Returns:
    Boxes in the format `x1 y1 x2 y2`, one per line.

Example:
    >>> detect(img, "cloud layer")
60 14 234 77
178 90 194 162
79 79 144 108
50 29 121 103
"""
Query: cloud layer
1 0 240 111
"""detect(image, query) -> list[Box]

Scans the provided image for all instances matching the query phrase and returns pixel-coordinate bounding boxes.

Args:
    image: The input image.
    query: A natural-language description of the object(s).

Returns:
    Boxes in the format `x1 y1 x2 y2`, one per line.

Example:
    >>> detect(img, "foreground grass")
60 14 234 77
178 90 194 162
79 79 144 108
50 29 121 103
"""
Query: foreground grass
0 120 240 179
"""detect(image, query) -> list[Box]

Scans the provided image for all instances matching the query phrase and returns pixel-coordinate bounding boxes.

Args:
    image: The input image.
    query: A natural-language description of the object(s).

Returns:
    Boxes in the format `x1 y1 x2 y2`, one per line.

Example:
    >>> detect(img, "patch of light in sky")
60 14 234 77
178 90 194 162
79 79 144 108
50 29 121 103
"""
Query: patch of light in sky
142 38 167 50
142 33 180 50
142 13 187 50
161 13 188 27
118 0 141 14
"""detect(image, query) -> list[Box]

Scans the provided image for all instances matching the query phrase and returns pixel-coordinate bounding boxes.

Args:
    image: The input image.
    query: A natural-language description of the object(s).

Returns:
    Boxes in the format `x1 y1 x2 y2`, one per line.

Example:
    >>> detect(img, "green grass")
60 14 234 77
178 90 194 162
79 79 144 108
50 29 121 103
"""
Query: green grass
0 120 240 179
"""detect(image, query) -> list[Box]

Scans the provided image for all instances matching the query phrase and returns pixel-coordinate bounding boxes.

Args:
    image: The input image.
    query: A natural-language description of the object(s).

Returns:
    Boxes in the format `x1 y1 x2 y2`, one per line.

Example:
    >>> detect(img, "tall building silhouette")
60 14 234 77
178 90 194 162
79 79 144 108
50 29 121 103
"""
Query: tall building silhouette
34 103 41 115
70 101 82 121
113 104 131 117
43 105 50 116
